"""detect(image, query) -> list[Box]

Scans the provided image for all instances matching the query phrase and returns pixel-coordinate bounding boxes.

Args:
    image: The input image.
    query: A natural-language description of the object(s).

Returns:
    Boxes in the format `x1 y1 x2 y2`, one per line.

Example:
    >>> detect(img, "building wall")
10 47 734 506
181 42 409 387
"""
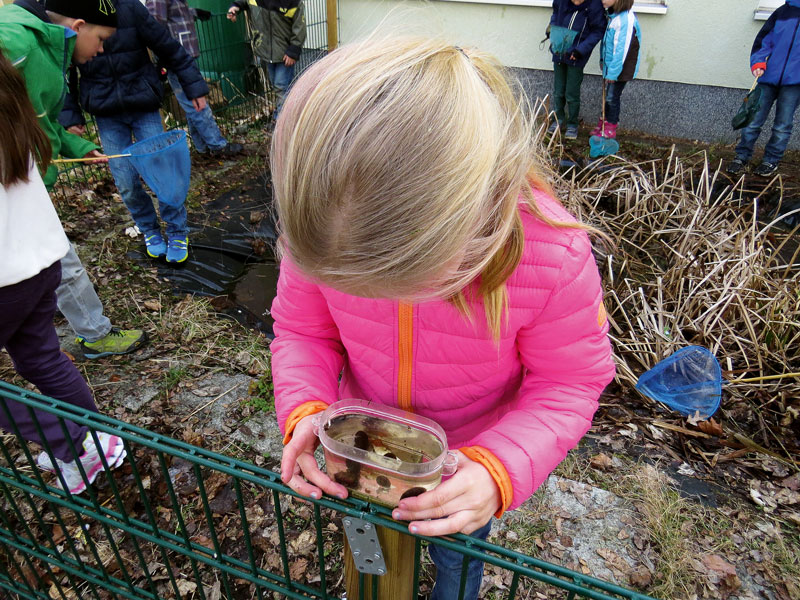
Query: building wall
338 0 800 151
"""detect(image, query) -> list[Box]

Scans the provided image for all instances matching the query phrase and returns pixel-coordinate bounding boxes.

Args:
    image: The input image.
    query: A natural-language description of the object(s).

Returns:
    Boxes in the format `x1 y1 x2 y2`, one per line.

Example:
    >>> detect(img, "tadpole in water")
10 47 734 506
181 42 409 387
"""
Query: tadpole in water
353 430 369 451
376 475 391 488
400 487 426 500
334 471 360 487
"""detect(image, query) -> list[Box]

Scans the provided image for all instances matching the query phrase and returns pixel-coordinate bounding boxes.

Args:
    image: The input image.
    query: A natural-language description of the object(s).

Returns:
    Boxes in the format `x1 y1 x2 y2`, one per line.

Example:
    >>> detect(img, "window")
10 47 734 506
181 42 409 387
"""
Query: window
431 0 668 14
755 0 783 20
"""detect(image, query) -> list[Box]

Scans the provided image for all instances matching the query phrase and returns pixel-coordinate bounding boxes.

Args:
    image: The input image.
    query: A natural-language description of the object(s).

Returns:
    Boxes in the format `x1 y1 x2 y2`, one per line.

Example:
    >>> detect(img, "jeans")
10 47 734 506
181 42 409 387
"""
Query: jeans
167 69 228 153
96 111 188 238
266 61 295 120
0 262 98 461
429 520 492 600
735 83 800 165
605 80 628 125
553 63 585 127
57 243 111 342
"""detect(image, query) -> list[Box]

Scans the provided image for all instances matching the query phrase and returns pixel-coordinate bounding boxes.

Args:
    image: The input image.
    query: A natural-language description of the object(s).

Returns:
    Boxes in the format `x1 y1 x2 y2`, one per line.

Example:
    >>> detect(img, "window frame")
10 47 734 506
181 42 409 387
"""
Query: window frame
755 0 783 20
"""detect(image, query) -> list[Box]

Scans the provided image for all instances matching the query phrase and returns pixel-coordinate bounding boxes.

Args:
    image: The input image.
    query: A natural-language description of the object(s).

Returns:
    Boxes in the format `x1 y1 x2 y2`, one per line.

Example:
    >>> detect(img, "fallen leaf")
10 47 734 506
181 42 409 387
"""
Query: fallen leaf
590 453 613 471
176 580 197 595
143 299 161 312
289 558 308 581
701 554 737 577
628 565 652 588
697 417 723 437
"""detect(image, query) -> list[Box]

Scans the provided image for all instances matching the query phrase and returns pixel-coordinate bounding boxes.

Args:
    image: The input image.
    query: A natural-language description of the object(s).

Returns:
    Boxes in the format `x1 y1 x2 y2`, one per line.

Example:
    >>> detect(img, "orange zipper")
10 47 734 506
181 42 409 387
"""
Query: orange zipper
397 302 414 412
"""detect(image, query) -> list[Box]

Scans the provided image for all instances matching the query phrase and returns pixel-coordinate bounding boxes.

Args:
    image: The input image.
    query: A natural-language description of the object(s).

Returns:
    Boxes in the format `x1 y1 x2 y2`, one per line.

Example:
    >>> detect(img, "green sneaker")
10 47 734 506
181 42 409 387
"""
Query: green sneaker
76 328 147 359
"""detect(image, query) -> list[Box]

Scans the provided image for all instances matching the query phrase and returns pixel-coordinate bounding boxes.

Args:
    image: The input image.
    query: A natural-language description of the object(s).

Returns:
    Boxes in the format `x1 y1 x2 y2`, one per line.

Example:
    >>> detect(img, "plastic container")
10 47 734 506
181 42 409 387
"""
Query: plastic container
313 399 457 507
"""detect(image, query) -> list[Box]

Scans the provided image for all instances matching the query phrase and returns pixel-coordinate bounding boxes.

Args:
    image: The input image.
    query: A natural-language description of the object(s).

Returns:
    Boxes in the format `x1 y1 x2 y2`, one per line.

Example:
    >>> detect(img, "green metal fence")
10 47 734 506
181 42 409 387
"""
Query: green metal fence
0 381 657 600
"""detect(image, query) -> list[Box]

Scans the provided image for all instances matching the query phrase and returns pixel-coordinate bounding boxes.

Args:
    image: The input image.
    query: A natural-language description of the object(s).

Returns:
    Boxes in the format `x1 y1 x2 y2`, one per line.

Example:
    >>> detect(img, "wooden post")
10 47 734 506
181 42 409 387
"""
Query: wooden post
344 525 416 600
326 0 338 51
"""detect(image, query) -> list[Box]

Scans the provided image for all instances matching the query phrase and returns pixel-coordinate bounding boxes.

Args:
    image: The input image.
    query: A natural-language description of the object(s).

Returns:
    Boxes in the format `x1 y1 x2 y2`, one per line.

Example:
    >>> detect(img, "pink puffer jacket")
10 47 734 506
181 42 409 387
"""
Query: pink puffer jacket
270 190 615 511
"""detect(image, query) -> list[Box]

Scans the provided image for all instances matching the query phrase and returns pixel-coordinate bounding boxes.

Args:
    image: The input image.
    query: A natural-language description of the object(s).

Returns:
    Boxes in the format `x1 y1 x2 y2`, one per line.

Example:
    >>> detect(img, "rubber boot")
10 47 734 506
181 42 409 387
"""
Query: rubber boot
604 122 618 139
590 118 605 137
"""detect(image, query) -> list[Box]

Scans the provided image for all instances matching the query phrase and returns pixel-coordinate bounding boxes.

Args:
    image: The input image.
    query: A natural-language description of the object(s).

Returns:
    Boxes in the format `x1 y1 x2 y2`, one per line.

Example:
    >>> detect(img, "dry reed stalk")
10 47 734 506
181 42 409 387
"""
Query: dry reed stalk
527 117 799 453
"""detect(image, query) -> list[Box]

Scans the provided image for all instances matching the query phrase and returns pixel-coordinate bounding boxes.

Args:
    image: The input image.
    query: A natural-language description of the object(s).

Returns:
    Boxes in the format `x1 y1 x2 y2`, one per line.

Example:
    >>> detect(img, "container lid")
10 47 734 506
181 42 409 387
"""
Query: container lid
314 399 450 477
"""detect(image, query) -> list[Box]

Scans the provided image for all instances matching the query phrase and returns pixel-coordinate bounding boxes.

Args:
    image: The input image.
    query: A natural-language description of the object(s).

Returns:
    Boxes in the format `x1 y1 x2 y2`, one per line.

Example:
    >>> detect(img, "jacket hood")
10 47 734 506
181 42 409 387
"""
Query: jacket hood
13 0 51 23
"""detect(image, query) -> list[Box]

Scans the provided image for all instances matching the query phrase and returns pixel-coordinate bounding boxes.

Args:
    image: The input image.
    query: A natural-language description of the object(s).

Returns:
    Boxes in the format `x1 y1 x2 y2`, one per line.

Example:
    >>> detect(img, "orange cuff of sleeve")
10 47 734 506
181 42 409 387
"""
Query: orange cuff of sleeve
282 400 329 445
752 62 766 73
460 446 514 518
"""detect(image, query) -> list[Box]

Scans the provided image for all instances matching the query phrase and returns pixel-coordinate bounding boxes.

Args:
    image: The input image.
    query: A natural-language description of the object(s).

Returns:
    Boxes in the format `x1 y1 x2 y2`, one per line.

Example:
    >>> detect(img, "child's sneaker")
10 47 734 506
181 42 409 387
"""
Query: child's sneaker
590 118 605 137
144 232 167 259
77 327 147 359
40 432 127 495
166 236 189 264
726 158 747 175
547 121 560 135
564 125 579 139
753 161 778 177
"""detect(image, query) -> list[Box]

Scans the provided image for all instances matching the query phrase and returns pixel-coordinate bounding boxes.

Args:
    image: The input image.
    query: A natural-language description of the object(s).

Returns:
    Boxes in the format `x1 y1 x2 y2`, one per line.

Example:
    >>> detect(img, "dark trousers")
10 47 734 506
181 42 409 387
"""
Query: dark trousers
429 520 492 600
735 83 800 165
553 63 585 127
605 80 628 125
0 262 98 462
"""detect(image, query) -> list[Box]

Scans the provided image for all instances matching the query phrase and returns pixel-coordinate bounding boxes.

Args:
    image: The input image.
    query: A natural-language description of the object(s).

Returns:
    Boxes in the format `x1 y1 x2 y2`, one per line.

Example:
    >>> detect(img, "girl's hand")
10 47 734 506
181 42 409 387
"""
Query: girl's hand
227 6 239 21
280 413 349 501
391 451 501 536
753 68 765 78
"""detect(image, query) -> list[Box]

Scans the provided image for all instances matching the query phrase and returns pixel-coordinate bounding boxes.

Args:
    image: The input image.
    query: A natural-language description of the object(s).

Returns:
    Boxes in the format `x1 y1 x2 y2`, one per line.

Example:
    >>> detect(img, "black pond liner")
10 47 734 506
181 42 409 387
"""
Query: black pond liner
128 176 280 337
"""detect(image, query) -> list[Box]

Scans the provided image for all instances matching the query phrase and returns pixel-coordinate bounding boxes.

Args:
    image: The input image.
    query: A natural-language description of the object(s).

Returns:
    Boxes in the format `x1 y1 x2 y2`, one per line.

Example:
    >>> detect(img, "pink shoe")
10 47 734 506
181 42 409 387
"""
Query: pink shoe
604 122 618 139
590 118 605 137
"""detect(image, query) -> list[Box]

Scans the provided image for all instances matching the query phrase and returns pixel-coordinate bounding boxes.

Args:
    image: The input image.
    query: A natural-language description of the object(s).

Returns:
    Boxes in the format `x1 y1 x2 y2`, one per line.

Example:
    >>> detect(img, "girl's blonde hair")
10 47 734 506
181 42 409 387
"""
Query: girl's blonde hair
272 36 568 339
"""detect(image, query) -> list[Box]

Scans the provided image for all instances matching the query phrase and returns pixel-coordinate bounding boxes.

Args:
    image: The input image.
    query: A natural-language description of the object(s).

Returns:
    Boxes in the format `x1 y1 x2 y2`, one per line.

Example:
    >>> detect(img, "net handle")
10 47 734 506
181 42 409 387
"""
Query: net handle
52 153 131 164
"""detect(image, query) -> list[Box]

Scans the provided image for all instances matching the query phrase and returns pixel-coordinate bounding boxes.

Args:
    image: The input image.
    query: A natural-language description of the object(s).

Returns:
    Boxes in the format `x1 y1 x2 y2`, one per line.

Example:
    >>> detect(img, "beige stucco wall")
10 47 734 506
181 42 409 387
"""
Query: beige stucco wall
338 0 770 89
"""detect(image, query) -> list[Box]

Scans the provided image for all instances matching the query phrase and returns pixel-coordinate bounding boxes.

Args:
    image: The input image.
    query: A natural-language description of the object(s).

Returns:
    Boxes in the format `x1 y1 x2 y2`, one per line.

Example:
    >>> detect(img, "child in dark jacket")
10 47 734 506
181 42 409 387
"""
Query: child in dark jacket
61 0 209 264
596 0 641 140
727 0 800 178
548 0 605 139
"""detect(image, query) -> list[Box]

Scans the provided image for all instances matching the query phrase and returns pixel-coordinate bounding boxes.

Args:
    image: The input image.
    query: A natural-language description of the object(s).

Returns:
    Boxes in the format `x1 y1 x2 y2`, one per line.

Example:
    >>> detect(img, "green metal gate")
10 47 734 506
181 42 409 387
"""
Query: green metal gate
0 381 656 600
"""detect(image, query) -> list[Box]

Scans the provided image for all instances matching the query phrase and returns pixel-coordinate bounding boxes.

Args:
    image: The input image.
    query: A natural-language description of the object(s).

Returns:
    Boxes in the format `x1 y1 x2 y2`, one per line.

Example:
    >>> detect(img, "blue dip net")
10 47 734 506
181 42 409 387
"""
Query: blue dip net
635 346 722 418
125 130 190 208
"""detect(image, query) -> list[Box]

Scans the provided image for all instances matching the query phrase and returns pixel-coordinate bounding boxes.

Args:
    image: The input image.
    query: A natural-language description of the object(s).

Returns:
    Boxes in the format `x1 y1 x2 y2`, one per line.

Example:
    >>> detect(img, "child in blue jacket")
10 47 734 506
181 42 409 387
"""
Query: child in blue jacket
548 0 605 139
727 0 800 177
597 0 641 140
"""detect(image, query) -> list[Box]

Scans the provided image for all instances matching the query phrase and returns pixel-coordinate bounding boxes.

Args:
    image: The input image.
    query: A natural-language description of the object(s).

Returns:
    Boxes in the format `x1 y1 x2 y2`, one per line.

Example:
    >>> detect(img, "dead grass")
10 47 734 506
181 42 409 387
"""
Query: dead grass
620 464 696 599
530 113 800 458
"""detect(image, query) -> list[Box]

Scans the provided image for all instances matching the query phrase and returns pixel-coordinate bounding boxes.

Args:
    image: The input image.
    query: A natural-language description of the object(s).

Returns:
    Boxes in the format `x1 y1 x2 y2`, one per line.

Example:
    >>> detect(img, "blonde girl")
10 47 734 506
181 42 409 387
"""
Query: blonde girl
269 36 615 599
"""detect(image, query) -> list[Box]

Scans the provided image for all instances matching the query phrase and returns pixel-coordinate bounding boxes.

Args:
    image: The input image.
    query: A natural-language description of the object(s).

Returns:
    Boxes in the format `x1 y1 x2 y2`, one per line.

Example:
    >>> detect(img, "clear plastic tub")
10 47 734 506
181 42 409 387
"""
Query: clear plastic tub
313 399 457 507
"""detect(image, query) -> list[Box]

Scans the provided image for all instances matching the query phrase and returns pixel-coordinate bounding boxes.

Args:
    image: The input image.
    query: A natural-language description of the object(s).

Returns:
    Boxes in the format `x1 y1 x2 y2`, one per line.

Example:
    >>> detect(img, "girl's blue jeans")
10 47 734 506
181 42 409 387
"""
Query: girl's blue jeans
429 520 492 600
735 83 800 165
605 80 627 125
96 111 188 238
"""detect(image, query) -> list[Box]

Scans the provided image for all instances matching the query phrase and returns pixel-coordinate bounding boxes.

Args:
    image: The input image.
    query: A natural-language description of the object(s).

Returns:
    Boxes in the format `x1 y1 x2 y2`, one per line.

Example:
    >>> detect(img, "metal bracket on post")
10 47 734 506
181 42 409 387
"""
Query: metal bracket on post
342 517 386 576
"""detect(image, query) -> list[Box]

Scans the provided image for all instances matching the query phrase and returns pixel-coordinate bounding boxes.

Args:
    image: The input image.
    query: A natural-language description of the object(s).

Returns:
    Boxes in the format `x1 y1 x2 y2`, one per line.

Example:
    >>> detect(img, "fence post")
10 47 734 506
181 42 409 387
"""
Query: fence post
344 526 416 600
326 0 338 51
